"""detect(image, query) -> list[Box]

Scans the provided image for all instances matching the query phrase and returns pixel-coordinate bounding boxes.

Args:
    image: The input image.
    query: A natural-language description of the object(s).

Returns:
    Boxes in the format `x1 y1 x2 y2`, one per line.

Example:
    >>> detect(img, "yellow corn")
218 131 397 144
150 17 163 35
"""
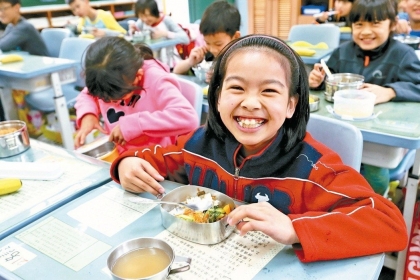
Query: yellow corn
293 48 316 57
313 42 329 49
0 178 22 195
0 54 24 64
290 41 314 48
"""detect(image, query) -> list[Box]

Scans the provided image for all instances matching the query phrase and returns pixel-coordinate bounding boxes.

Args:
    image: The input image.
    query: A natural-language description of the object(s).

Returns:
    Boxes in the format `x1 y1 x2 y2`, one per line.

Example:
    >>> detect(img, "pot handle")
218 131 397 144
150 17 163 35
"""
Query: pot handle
169 255 191 274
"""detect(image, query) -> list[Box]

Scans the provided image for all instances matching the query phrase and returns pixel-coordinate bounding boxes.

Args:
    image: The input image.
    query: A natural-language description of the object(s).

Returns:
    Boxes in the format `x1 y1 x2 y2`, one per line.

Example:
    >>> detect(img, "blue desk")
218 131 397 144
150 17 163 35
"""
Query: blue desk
0 181 384 279
0 53 78 150
0 139 111 240
311 91 420 279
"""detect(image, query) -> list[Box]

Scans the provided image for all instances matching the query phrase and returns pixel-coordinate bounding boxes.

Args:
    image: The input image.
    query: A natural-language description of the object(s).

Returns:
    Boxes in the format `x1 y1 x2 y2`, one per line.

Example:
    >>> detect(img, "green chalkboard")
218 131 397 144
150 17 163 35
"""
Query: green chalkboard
21 0 66 7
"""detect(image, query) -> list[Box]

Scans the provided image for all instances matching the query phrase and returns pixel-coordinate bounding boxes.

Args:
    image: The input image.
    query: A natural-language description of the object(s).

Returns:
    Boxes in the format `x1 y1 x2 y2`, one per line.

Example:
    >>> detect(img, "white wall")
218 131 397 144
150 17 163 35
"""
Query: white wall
163 0 190 25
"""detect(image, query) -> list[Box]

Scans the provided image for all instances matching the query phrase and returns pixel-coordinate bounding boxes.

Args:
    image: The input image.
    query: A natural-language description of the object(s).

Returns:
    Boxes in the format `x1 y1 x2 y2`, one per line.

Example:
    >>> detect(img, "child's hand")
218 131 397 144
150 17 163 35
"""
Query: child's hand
118 157 165 195
187 46 208 66
74 114 107 148
308 63 325 88
318 11 329 22
109 124 126 146
151 29 167 39
395 19 411 35
360 83 396 104
227 202 300 245
91 28 106 38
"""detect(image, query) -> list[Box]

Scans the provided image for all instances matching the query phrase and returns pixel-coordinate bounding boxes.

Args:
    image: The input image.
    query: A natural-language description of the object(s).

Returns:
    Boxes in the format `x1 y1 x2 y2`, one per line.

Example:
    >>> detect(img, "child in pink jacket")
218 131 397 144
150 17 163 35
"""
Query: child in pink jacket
74 37 198 153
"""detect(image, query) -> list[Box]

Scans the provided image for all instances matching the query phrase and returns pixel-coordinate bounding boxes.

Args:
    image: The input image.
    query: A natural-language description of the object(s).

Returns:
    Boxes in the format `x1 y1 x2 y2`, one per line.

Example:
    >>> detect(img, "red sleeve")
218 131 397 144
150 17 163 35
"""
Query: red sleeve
110 131 194 183
289 136 408 262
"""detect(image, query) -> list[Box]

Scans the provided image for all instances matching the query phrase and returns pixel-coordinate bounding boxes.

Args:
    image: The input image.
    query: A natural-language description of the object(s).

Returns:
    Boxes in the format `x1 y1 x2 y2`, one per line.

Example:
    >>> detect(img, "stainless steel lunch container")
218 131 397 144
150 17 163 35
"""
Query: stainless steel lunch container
0 120 30 158
325 73 364 102
160 185 236 245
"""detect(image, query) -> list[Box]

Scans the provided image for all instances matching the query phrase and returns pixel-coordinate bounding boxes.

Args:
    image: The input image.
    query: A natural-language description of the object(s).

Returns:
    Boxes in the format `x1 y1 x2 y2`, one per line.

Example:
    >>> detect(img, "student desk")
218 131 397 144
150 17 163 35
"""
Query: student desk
0 180 384 280
310 91 420 279
0 139 111 240
0 53 78 150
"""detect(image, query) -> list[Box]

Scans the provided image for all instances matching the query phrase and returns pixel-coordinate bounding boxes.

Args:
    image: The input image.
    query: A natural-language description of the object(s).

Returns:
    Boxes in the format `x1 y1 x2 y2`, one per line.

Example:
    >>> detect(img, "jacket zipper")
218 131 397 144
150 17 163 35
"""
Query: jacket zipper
233 167 240 199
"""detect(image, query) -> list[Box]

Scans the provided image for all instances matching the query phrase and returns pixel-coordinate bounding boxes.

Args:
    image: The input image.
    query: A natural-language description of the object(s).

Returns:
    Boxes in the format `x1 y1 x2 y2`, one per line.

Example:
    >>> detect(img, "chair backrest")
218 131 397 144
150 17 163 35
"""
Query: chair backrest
172 74 203 126
288 24 341 49
41 28 72 57
307 114 363 171
59 37 95 88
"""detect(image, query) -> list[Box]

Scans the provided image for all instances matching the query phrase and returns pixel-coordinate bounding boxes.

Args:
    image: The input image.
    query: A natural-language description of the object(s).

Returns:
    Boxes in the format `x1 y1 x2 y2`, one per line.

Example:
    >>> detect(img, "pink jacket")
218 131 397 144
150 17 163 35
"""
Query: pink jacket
75 59 198 153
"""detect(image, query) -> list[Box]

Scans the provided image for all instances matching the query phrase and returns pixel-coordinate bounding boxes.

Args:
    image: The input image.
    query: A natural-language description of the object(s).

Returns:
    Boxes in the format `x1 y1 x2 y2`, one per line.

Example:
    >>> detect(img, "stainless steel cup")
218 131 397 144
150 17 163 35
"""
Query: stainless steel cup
0 120 30 158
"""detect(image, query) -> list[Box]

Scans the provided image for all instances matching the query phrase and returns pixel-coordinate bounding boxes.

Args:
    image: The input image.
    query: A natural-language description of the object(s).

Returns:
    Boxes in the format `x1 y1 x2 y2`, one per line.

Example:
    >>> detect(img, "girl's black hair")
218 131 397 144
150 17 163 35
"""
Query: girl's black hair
83 37 153 102
135 0 160 18
349 0 397 24
206 34 310 152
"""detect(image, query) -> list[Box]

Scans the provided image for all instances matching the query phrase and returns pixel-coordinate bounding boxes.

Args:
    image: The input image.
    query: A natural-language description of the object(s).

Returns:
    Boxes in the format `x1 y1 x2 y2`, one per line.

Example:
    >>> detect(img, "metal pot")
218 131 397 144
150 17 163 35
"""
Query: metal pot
160 185 236 245
78 137 118 163
0 120 30 158
324 73 364 102
107 237 191 280
394 35 420 50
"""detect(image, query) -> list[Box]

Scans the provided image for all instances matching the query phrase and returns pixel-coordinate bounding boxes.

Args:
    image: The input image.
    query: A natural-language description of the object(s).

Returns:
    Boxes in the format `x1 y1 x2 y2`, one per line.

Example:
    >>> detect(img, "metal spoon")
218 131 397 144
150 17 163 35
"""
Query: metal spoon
128 197 212 211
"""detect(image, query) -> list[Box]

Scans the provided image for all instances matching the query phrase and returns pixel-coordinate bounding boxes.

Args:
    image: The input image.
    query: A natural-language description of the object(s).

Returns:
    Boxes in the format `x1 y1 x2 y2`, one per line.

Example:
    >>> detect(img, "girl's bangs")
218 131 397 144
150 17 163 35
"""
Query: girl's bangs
349 1 396 23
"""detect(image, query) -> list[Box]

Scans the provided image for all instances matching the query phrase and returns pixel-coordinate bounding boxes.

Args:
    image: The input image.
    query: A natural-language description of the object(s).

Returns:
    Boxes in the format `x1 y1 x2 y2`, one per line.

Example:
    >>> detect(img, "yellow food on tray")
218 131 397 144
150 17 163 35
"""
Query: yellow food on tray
290 41 329 49
340 27 352 33
79 33 95 39
0 54 24 64
293 48 316 57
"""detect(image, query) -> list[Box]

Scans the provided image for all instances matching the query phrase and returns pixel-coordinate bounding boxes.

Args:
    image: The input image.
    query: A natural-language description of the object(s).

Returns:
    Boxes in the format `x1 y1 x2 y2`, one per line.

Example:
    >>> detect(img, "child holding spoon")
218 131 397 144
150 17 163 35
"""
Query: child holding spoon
110 34 407 262
309 0 420 195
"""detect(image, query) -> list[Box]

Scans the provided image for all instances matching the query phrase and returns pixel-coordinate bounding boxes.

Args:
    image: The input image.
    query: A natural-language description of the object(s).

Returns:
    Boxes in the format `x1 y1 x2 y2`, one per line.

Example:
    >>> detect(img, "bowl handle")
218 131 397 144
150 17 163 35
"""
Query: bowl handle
169 255 191 274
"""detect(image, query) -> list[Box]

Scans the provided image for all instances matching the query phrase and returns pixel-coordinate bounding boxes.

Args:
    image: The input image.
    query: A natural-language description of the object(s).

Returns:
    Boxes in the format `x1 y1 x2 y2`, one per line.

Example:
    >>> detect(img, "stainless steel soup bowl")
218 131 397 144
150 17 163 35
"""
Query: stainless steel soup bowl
0 120 30 158
160 185 236 245
107 237 191 280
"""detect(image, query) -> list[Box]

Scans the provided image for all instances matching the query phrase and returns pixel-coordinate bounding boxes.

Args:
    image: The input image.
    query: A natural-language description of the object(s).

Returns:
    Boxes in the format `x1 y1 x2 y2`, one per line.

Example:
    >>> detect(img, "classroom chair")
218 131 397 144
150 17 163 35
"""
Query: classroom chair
307 114 363 171
288 24 341 50
25 37 95 113
389 149 416 186
172 74 203 126
40 28 73 58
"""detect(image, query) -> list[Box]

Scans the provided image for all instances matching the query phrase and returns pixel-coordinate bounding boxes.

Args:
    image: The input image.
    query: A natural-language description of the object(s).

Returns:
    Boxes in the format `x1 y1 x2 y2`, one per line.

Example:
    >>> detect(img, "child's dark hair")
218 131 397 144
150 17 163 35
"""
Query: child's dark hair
66 0 76 5
84 37 153 102
0 0 20 5
199 1 241 37
349 0 397 25
135 0 160 18
207 34 310 152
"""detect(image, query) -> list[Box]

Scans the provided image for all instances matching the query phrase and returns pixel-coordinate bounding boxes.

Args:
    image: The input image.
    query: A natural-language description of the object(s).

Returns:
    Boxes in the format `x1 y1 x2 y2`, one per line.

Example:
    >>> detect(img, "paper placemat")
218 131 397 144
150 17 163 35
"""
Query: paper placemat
156 229 285 280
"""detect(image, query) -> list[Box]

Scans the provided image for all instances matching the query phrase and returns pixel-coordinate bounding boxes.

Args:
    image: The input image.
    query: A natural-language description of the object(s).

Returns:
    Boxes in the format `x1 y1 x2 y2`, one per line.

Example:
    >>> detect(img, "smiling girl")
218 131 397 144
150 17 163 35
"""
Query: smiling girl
110 34 407 262
74 37 198 153
309 0 420 104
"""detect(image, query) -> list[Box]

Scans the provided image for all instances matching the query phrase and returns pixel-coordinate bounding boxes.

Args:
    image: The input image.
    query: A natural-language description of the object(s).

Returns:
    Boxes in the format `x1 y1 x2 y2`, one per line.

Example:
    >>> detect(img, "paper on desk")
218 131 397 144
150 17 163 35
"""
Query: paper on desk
0 155 101 224
156 229 285 280
68 188 156 237
15 217 111 271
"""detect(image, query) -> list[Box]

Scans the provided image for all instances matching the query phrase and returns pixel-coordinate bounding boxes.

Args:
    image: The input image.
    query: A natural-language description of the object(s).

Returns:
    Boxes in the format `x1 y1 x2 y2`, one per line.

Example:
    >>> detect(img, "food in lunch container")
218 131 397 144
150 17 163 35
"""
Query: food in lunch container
0 127 18 136
169 189 231 223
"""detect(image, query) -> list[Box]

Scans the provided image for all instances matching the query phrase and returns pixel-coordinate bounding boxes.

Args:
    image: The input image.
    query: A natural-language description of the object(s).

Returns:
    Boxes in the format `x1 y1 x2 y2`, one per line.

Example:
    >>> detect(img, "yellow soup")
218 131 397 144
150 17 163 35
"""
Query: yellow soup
112 248 171 279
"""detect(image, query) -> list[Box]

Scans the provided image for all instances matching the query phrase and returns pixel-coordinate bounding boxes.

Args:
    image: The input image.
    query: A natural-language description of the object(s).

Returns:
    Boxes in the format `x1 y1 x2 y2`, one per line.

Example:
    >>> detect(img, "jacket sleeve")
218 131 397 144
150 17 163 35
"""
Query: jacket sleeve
384 50 420 102
74 87 101 128
100 11 127 35
110 131 194 183
163 17 190 44
289 139 407 262
118 73 199 142
0 24 27 51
